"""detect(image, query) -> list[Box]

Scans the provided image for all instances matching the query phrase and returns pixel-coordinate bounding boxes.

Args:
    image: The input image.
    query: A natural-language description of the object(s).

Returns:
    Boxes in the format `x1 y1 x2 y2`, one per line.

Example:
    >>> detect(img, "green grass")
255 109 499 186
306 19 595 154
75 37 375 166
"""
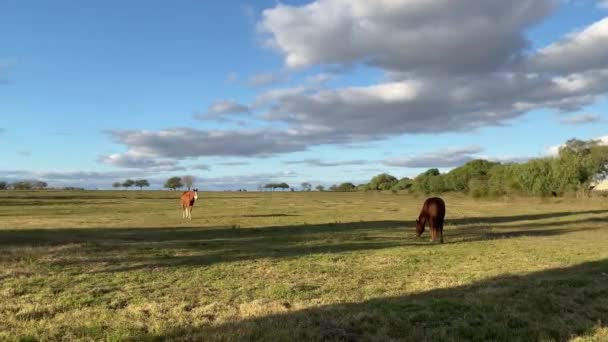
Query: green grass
0 190 607 341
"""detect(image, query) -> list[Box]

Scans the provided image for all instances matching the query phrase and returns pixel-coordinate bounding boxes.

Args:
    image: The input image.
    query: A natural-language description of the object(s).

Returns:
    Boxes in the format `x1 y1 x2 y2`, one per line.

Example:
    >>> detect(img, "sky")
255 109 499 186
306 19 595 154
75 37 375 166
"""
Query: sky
0 0 607 190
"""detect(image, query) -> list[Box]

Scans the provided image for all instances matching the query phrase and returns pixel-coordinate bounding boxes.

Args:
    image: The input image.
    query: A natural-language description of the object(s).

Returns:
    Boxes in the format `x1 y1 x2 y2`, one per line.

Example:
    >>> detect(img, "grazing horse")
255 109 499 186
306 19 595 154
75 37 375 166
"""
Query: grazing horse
415 197 446 243
181 188 198 220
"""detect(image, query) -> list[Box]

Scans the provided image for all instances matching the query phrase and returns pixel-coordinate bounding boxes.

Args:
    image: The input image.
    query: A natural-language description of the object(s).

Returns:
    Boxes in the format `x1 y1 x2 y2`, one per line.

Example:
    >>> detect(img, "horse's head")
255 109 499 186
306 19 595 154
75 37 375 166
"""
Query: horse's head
193 188 198 200
415 218 425 237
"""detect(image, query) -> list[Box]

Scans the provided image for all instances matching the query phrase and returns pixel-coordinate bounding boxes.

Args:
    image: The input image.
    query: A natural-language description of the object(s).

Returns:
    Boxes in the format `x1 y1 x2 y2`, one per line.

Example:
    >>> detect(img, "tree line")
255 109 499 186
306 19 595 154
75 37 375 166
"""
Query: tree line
0 180 48 190
326 138 608 196
112 179 150 190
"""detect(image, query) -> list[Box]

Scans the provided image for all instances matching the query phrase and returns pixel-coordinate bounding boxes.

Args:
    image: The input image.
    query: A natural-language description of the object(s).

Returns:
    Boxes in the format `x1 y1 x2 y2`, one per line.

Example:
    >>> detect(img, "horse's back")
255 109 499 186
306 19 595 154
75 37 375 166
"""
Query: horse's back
423 197 445 219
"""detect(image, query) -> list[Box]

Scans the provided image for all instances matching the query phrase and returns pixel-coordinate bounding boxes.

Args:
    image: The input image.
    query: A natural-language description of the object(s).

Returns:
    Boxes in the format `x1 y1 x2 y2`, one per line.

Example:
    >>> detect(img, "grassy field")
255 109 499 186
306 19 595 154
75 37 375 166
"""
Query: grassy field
0 190 607 341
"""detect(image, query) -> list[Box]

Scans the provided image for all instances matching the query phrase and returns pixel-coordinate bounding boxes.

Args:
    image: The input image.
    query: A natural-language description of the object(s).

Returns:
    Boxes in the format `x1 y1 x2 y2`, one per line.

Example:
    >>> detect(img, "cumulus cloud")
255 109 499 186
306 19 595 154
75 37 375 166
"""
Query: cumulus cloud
106 3 608 163
283 158 370 167
383 146 483 168
248 71 288 87
216 161 251 166
0 170 167 189
98 152 185 171
260 0 556 73
558 113 603 125
104 127 352 159
195 100 250 120
262 71 608 135
529 17 608 74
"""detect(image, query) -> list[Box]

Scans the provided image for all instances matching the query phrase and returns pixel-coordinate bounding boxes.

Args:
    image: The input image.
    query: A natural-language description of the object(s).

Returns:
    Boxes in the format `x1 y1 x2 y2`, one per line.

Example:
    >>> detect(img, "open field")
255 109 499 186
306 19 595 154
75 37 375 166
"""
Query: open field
0 190 607 341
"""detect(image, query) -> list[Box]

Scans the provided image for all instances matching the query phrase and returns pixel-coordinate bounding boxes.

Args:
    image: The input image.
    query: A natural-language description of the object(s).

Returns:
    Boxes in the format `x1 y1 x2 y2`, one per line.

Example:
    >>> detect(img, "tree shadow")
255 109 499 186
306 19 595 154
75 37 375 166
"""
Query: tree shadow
134 259 608 341
0 211 604 273
446 209 608 226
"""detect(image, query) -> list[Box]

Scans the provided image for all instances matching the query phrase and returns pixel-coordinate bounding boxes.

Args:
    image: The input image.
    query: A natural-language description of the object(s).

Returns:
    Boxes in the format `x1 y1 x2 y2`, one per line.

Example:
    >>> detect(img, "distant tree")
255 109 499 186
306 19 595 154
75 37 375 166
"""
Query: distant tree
335 182 356 192
301 182 312 191
31 181 47 189
329 184 338 191
315 185 325 192
12 181 32 190
264 182 290 191
135 179 150 190
444 160 499 193
368 173 398 191
0 181 7 190
182 175 196 190
392 177 413 191
356 184 368 191
122 179 135 189
413 169 444 194
164 177 183 190
112 181 122 189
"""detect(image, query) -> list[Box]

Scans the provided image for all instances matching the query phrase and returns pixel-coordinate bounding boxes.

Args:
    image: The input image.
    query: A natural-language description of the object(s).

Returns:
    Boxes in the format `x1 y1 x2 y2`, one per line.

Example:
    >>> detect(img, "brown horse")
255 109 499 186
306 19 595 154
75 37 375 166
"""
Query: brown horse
415 197 446 243
180 188 198 220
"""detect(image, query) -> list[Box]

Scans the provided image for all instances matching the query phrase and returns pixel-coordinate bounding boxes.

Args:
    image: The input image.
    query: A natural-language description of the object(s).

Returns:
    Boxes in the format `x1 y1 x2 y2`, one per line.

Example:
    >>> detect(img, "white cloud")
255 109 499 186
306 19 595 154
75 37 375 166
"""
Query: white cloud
260 0 556 73
558 113 603 125
106 5 608 165
195 100 250 120
0 170 166 189
247 71 288 87
529 17 608 74
98 152 185 171
284 159 370 167
383 146 483 168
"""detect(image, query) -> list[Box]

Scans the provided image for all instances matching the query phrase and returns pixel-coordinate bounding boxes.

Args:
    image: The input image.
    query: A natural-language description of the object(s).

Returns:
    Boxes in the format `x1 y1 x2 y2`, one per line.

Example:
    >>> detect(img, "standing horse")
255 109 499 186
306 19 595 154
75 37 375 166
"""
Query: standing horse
415 197 446 243
181 188 198 220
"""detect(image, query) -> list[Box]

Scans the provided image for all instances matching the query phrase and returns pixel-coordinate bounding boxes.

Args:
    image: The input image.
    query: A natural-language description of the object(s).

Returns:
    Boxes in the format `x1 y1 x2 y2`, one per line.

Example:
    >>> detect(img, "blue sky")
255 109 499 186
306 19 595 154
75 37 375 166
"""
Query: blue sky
1 0 607 189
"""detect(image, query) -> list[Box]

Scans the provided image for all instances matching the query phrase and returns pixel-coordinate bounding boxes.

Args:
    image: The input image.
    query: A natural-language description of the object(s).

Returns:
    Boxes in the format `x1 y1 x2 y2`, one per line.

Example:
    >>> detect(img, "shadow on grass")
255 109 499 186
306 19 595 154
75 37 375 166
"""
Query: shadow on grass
130 259 608 341
446 209 608 226
0 209 606 273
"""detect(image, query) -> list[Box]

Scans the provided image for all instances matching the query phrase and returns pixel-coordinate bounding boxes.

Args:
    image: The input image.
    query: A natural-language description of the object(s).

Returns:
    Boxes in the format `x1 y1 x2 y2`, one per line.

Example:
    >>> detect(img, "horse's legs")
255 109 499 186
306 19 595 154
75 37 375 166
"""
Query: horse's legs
182 206 185 219
439 219 444 244
429 218 436 242
188 206 192 220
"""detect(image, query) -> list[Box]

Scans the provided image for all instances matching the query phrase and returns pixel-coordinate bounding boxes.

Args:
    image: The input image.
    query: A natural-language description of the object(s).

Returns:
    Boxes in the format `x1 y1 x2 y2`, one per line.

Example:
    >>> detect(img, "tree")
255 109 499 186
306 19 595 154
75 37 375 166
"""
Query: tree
278 182 290 191
182 175 196 190
112 181 122 189
0 181 7 190
392 177 413 191
135 179 150 190
122 179 135 189
413 169 445 194
335 182 356 192
315 185 325 192
301 182 312 191
164 176 183 190
368 173 398 191
12 181 32 190
444 160 499 193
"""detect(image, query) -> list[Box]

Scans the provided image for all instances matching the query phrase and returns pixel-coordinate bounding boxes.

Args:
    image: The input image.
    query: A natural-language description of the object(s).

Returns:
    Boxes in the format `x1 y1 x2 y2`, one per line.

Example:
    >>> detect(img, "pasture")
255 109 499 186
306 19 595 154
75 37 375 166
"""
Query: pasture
0 190 607 341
